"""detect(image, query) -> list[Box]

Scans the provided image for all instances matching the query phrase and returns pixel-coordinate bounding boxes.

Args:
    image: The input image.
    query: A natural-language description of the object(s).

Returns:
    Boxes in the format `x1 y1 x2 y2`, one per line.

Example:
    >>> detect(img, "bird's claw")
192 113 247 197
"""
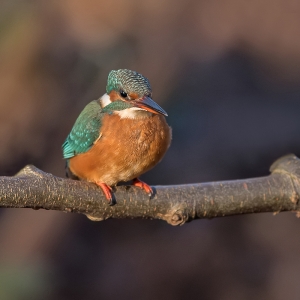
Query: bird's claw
132 178 153 197
96 178 153 205
95 182 114 205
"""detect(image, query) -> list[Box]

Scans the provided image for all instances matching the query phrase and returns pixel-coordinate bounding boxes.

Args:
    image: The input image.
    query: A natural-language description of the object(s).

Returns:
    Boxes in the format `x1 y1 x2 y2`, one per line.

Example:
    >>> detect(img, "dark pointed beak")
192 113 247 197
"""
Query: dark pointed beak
132 96 168 116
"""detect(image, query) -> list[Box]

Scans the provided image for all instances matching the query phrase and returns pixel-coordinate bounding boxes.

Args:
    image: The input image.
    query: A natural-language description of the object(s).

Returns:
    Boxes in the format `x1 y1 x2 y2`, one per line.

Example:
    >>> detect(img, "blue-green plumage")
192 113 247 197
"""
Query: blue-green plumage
106 69 152 96
62 100 132 159
62 100 101 159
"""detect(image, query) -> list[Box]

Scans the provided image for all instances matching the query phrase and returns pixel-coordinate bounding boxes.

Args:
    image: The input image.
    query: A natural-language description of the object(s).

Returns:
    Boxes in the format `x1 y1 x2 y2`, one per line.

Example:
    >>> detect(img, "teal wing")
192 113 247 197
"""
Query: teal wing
62 100 103 159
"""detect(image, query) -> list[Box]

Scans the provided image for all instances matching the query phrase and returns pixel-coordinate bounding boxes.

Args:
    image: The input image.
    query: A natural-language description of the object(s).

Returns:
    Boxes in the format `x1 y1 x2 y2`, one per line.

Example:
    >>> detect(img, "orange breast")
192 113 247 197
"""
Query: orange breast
69 113 171 186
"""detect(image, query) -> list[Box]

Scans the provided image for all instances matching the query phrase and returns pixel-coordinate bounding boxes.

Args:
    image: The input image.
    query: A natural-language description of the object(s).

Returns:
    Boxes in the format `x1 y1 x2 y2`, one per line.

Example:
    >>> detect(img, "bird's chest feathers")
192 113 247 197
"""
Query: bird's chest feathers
69 112 171 185
97 113 169 155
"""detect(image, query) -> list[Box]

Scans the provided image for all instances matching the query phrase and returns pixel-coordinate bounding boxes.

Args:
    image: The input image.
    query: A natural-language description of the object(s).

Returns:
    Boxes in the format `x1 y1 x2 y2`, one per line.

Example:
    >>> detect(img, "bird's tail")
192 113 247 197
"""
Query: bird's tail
65 160 79 180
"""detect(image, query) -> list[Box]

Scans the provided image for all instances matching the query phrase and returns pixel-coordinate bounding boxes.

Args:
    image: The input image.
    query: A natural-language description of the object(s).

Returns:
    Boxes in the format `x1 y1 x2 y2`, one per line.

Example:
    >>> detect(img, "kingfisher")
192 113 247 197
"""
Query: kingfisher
62 69 171 204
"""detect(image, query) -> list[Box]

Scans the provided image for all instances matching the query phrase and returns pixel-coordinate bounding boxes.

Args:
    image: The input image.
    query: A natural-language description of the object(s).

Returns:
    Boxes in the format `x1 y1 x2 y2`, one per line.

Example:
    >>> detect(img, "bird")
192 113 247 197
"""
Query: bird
62 69 171 204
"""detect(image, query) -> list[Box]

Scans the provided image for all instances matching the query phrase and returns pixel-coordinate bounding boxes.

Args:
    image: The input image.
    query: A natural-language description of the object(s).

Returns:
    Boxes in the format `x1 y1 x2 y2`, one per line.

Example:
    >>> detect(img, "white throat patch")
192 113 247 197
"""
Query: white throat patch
115 107 153 119
100 93 152 119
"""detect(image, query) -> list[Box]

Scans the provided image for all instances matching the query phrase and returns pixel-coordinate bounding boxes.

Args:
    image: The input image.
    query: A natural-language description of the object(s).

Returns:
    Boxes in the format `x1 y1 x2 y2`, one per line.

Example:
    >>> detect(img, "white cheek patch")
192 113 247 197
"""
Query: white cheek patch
99 94 153 119
99 93 111 108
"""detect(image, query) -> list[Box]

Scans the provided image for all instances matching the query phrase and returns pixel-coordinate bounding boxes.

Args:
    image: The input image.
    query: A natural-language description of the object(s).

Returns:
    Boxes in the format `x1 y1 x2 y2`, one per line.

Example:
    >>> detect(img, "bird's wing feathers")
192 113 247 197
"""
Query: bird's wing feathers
62 100 103 159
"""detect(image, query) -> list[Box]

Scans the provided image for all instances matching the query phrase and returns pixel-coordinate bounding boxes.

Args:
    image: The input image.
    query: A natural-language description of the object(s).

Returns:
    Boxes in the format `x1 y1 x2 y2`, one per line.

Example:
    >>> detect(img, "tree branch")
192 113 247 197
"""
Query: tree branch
1 154 300 225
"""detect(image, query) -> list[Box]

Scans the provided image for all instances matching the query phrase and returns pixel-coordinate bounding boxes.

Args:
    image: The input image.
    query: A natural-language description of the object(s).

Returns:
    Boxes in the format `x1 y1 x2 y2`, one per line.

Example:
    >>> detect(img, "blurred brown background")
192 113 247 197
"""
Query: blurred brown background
1 0 300 299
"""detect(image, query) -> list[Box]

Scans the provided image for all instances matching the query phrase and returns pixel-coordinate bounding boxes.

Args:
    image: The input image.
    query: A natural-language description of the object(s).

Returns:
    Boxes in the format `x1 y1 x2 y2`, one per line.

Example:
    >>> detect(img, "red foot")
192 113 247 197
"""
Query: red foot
95 182 113 204
132 178 153 196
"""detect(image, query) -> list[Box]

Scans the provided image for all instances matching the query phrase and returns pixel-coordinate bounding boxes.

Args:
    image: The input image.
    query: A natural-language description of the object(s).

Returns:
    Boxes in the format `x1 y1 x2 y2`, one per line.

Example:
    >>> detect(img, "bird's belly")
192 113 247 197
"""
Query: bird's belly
69 114 171 186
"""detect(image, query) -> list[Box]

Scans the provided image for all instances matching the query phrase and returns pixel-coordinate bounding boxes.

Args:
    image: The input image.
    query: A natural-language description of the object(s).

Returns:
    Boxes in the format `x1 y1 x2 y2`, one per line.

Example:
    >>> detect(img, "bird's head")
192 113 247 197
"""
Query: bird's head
100 69 167 118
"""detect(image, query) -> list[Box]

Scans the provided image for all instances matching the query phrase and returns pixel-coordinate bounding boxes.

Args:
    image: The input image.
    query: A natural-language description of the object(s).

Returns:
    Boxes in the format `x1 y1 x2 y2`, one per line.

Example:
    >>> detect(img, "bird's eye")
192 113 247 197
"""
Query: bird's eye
120 90 128 98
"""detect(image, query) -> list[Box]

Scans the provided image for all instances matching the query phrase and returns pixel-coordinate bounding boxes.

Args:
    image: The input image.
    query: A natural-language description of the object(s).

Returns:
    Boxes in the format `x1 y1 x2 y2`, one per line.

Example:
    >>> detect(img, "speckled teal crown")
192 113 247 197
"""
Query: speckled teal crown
106 69 152 97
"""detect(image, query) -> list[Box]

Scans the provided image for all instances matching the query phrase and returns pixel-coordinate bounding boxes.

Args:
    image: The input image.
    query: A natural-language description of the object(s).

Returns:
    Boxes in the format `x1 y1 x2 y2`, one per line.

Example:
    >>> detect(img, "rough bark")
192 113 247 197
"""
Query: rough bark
0 154 300 225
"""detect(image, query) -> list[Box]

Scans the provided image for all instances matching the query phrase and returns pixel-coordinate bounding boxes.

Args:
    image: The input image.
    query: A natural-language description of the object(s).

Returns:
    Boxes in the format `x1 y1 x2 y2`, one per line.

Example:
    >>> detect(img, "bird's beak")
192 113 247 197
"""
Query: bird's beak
132 96 168 116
